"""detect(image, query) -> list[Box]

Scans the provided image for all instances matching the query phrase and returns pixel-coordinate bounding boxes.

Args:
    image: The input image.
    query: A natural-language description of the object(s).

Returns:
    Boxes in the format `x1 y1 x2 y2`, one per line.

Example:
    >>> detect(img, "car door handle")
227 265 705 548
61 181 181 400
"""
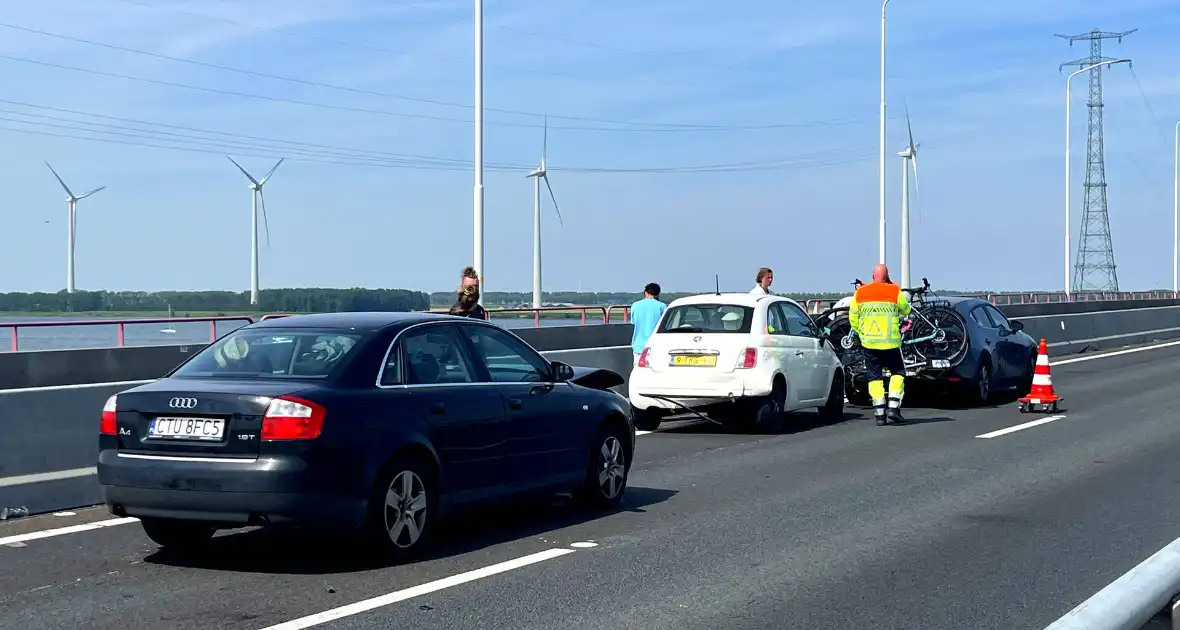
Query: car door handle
795 351 806 356
430 402 446 415
507 398 523 410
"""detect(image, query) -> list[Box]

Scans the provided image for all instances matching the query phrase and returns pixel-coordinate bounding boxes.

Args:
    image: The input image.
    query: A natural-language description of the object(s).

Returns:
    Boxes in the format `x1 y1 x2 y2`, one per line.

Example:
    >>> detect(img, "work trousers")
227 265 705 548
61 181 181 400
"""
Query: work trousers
863 347 905 421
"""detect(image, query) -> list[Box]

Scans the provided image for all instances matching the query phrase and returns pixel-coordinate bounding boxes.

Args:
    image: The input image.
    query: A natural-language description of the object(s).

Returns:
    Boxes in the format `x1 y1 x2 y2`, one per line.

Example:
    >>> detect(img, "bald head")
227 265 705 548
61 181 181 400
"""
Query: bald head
872 264 891 283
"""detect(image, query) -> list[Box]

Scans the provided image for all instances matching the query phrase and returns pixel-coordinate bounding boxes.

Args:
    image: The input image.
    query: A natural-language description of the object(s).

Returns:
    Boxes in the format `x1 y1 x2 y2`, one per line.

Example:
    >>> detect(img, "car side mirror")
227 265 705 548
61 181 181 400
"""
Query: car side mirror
551 361 575 382
1010 320 1024 332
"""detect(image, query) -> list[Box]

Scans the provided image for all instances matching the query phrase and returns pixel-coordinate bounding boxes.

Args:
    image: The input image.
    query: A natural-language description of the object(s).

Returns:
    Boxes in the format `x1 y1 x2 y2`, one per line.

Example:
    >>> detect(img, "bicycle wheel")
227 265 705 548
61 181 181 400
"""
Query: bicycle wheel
826 314 858 359
906 305 969 365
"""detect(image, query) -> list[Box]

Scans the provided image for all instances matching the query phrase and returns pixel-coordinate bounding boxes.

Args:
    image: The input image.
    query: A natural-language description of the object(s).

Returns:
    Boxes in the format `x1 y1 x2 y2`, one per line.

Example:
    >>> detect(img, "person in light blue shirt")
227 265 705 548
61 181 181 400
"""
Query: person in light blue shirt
630 282 667 359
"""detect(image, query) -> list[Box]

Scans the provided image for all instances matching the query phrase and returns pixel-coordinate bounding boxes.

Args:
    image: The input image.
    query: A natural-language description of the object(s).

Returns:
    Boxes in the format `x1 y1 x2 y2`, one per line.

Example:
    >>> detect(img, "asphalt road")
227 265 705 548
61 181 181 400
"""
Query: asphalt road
3 341 1180 630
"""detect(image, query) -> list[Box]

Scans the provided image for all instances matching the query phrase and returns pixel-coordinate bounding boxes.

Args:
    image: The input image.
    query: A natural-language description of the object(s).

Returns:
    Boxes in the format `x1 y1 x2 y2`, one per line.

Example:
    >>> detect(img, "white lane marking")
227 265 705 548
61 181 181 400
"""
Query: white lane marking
0 517 139 546
0 467 96 488
0 379 153 395
1051 339 1180 365
257 547 580 630
975 415 1067 439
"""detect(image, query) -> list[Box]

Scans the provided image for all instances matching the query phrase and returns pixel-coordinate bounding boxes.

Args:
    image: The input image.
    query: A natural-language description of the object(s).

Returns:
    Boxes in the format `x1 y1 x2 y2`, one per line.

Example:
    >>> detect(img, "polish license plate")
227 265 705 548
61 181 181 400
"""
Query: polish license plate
148 417 225 441
670 355 717 367
930 359 951 369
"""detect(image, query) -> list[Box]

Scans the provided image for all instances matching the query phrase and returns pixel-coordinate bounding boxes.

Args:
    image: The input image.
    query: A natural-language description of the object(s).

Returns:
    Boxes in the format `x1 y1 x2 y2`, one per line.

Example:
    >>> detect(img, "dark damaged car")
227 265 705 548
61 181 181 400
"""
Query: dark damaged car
97 312 634 562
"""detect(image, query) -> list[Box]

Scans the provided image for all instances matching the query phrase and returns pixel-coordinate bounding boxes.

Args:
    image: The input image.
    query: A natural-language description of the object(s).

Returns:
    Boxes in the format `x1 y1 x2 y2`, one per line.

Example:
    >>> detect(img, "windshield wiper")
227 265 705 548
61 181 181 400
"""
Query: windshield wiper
666 326 704 333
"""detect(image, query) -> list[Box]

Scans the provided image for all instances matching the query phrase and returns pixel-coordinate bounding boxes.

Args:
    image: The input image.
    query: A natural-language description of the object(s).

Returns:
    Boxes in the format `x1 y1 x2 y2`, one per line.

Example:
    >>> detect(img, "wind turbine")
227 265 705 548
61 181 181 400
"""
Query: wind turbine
226 156 284 306
525 117 564 309
897 104 921 289
45 162 105 294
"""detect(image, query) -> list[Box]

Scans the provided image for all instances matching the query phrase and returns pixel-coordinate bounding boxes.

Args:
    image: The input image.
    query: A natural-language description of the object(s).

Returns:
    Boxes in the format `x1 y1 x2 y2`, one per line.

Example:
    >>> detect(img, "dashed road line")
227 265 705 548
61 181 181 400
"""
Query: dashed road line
256 545 586 630
0 517 139 547
975 415 1067 439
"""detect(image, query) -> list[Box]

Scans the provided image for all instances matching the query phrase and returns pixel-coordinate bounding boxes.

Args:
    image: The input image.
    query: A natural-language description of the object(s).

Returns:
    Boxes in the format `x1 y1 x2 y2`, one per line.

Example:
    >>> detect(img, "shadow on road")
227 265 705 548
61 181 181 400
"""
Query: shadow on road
143 485 677 575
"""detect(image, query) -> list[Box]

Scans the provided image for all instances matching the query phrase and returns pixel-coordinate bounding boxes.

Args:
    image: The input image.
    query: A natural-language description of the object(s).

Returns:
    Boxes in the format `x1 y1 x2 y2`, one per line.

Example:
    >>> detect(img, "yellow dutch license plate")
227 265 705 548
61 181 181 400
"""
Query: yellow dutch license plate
671 355 717 367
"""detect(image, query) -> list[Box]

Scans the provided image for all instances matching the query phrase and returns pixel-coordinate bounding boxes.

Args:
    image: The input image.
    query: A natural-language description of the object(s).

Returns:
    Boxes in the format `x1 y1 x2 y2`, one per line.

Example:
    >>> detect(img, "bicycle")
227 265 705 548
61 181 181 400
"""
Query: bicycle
817 277 969 370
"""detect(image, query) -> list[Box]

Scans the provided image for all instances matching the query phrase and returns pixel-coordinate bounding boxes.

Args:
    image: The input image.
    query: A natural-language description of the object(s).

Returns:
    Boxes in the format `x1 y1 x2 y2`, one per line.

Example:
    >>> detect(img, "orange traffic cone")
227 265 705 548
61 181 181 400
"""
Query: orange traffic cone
1018 339 1060 413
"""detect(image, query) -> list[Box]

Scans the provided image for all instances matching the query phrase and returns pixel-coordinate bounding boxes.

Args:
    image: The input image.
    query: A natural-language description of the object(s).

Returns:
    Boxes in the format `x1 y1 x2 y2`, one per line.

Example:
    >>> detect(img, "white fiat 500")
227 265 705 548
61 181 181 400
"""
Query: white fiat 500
629 293 845 433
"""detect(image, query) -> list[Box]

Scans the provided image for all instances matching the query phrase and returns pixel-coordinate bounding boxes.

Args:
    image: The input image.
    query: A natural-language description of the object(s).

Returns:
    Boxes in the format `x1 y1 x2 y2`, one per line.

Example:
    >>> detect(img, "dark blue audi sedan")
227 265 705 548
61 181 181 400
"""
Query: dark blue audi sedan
97 312 634 562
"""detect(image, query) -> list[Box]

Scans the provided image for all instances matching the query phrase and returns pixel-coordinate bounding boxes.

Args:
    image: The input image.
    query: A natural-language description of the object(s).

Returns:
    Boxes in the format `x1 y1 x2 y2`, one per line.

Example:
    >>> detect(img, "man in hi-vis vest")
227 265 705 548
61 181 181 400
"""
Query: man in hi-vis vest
848 264 912 425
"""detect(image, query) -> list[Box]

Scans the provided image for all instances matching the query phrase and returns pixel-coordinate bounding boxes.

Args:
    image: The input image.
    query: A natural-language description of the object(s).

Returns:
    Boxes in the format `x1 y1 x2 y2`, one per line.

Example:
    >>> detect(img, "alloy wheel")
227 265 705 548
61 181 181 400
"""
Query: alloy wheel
597 437 626 499
384 470 428 549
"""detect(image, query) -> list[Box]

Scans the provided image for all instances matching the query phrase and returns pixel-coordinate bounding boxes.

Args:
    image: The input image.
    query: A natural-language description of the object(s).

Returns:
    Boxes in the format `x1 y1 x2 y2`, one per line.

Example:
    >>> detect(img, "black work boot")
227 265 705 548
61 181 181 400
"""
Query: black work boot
888 408 906 425
874 407 888 426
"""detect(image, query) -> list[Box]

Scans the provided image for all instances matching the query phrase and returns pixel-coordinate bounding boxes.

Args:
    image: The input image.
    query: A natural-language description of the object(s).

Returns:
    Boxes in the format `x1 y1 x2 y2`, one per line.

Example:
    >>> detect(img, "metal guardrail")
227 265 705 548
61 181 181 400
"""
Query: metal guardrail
804 291 1179 314
0 305 638 351
2 316 254 352
1044 535 1180 630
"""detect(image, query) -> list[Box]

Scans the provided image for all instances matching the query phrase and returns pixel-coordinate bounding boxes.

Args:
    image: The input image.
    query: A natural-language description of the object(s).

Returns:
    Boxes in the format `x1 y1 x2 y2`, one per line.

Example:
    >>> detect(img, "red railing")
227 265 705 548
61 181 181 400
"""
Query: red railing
2 316 254 352
479 305 632 327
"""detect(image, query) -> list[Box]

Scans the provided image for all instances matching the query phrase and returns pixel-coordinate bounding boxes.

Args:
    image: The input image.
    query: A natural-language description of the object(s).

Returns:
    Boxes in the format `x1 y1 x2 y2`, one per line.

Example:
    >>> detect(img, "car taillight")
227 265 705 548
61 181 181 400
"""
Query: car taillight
736 348 758 369
637 348 650 368
262 395 326 440
100 394 117 435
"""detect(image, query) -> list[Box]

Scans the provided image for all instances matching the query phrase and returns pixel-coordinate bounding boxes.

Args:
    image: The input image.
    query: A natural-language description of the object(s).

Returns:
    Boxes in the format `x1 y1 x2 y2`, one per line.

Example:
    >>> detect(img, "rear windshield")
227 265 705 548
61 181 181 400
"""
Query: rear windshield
658 304 754 334
172 328 364 379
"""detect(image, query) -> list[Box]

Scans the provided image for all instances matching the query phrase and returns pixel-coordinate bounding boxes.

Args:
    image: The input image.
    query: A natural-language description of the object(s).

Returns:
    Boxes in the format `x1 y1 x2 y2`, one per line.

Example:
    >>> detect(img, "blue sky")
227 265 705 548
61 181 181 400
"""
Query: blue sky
1 0 1179 295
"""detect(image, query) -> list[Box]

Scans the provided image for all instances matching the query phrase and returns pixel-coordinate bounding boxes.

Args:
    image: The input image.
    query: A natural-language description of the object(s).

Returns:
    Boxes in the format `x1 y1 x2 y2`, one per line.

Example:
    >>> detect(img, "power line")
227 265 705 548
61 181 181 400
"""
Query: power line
0 97 513 167
0 22 758 130
0 49 868 133
113 0 659 85
0 101 874 173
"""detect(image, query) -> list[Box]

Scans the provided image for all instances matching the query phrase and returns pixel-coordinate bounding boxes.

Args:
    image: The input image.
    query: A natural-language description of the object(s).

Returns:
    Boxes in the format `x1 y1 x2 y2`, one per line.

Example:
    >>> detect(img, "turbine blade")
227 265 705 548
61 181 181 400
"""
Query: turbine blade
904 99 916 153
45 162 75 198
77 185 105 200
226 155 259 186
542 115 548 169
543 175 563 227
259 189 272 247
259 158 284 185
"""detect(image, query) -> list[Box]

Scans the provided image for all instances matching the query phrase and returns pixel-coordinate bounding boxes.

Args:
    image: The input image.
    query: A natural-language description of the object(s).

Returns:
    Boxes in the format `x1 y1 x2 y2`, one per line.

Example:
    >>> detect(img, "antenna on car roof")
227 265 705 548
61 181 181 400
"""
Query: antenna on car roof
715 274 721 295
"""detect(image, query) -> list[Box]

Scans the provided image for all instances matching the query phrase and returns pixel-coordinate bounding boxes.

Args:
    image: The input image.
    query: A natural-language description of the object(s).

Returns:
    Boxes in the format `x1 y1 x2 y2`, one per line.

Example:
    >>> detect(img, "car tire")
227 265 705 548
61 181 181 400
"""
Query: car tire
632 407 661 432
818 370 845 423
845 380 871 407
968 361 992 406
363 455 438 563
751 379 786 434
140 517 216 553
574 422 630 509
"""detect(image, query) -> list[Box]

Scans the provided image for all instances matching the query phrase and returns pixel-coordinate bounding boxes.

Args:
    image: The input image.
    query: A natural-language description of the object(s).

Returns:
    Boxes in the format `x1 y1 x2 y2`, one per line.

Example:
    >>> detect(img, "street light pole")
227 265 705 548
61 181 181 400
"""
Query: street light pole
879 0 891 265
1065 58 1129 299
473 0 485 304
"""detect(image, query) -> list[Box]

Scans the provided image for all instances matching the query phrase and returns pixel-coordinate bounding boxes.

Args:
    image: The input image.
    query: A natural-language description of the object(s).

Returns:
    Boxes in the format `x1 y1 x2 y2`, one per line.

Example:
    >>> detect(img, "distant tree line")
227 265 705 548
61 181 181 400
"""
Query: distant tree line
0 288 430 314
0 285 999 315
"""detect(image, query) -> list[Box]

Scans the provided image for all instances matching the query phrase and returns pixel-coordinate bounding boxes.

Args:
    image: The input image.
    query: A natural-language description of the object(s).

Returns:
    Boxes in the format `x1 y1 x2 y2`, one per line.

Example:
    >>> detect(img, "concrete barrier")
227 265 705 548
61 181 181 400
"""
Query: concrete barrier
2 302 1178 518
1044 535 1180 630
1007 304 1180 356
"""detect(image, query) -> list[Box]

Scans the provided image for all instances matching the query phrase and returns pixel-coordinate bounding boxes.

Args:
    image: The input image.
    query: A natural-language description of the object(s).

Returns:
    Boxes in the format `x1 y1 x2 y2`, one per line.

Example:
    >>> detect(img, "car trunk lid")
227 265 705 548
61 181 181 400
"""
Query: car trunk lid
113 378 314 458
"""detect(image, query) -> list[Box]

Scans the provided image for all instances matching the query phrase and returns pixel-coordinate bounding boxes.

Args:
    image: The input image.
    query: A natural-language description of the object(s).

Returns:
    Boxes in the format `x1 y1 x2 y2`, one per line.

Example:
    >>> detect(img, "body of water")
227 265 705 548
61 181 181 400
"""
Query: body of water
0 315 613 352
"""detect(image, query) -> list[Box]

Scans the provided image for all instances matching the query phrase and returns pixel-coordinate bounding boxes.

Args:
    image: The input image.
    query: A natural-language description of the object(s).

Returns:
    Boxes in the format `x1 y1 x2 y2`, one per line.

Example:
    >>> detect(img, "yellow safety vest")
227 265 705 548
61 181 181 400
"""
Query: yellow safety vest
848 281 912 350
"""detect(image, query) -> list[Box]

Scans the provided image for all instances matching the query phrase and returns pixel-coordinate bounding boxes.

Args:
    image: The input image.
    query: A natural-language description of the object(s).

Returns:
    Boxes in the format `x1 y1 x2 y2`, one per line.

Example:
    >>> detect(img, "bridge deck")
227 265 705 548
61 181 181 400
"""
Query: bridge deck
2 341 1179 629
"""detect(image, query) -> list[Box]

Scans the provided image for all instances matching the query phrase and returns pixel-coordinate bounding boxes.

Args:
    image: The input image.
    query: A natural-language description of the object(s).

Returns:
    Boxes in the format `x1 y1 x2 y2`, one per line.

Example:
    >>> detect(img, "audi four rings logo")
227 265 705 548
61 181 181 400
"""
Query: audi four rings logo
169 397 198 409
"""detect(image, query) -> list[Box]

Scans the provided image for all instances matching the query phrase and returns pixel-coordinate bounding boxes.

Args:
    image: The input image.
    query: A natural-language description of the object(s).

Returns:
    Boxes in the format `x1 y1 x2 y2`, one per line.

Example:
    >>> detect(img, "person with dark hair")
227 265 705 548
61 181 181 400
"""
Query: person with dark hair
750 267 773 295
449 284 487 319
630 282 667 362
